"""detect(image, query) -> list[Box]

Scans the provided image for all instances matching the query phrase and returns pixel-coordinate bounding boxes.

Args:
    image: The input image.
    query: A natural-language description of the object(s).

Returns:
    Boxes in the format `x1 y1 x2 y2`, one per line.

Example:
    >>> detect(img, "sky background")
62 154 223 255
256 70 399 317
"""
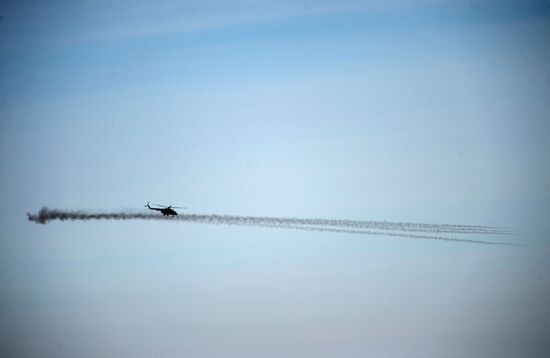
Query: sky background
1 0 550 357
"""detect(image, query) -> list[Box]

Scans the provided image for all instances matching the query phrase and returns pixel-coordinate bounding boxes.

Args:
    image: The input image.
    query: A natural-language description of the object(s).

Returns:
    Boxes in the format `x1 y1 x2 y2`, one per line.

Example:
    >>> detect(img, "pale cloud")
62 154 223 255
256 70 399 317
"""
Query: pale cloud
0 0 470 48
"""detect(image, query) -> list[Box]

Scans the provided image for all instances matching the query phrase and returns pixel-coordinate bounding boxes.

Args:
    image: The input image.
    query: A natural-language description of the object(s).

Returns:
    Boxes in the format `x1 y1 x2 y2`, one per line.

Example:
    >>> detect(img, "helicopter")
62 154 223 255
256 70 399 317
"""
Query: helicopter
145 202 186 216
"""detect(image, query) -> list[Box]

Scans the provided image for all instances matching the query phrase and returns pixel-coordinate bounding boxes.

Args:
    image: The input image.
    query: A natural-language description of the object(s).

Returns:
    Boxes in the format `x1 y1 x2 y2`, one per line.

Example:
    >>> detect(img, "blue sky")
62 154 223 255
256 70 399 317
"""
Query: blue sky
1 1 550 357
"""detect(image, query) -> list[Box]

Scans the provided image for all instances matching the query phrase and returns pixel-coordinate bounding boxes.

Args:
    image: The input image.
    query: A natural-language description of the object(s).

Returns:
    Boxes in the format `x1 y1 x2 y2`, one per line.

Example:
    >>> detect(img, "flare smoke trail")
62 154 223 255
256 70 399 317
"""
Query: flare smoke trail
27 207 515 245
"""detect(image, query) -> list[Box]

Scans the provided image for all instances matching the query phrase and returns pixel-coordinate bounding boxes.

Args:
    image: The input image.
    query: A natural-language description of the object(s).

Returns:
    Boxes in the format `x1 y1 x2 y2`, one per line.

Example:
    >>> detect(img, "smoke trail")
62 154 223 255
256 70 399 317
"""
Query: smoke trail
27 207 516 246
178 213 511 235
260 224 518 246
27 207 510 234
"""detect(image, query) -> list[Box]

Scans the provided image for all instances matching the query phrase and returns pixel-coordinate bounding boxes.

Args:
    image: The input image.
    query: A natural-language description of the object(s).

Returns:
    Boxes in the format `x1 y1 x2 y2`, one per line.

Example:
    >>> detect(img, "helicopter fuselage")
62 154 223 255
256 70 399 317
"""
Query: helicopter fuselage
146 203 178 216
160 208 177 216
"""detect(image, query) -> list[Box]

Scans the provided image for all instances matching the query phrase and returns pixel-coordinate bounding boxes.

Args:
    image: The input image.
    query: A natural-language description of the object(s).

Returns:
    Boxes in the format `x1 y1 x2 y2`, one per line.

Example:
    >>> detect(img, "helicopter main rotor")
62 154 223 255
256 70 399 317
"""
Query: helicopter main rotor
150 202 187 209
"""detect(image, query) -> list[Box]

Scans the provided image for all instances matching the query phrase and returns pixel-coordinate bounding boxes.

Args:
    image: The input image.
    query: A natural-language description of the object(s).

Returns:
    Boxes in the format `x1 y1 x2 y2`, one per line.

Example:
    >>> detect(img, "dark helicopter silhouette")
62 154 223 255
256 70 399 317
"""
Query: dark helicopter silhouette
145 202 186 216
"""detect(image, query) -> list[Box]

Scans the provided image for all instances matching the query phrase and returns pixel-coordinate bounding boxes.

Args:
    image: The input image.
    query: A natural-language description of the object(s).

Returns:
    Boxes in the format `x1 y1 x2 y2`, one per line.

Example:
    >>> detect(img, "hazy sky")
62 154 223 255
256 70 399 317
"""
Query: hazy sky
1 1 549 357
